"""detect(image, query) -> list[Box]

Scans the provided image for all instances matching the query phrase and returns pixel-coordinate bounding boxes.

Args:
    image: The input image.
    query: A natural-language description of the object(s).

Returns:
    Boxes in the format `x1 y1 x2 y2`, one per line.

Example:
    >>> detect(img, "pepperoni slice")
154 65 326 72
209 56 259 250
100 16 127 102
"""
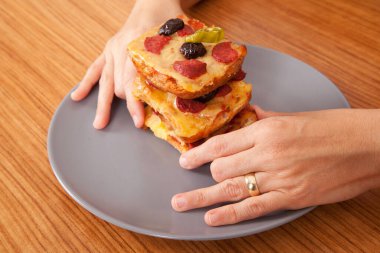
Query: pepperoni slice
144 35 171 54
146 79 159 89
177 25 194 37
215 85 232 97
232 69 246 81
176 97 206 113
187 19 205 31
212 42 238 63
173 59 207 79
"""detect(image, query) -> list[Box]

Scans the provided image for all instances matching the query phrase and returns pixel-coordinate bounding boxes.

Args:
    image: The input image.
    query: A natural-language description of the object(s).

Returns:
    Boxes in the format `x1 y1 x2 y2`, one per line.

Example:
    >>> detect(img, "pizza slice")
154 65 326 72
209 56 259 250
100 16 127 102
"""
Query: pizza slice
133 75 252 143
127 15 247 99
144 105 258 153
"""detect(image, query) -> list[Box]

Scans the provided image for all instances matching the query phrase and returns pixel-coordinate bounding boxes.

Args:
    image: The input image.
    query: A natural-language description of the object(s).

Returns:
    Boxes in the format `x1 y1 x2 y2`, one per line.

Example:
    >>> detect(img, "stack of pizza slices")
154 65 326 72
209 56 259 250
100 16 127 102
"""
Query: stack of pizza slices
127 15 257 153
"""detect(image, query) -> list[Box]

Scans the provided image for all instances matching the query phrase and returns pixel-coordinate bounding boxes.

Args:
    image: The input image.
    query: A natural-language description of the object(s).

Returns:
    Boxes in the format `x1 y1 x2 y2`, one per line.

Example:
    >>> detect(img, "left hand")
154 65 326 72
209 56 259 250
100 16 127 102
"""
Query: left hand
70 0 184 129
171 106 380 226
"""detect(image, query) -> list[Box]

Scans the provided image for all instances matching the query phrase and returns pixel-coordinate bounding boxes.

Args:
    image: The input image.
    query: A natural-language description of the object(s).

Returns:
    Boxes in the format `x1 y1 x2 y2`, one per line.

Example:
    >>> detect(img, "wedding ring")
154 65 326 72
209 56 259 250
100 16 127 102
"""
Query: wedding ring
244 173 260 197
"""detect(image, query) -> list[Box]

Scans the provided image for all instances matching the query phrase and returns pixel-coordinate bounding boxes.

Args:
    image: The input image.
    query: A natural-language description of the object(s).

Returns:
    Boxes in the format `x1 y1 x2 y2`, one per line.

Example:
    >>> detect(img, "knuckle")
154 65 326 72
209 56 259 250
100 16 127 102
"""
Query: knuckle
222 179 244 201
260 118 287 137
194 191 206 205
246 201 265 217
225 205 238 224
266 117 287 130
208 137 228 156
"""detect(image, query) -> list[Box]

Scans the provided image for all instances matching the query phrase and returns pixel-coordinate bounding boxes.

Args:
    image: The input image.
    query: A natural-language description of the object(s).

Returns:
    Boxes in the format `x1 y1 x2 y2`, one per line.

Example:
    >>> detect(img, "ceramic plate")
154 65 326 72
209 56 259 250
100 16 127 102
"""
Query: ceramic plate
48 45 349 240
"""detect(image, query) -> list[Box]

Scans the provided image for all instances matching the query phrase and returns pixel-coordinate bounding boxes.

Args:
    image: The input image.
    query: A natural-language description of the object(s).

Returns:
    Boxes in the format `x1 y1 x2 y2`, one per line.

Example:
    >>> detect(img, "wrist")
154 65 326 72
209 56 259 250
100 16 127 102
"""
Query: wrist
367 109 380 189
134 0 183 21
123 0 183 34
353 109 380 191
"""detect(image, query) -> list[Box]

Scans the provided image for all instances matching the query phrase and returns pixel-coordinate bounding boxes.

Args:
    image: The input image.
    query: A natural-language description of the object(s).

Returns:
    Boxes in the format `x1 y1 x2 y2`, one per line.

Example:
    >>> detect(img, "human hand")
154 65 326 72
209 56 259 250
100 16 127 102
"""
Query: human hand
70 0 184 129
172 106 380 226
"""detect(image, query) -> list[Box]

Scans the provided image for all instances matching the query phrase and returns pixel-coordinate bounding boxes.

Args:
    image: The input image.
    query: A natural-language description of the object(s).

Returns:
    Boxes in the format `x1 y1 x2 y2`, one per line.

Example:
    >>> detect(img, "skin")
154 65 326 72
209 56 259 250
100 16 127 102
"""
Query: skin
172 106 380 226
70 0 199 128
70 0 380 226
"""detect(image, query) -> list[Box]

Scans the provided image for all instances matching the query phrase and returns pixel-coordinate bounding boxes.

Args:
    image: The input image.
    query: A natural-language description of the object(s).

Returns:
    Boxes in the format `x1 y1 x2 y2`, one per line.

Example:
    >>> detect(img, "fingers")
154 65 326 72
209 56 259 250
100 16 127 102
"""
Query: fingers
71 55 105 101
171 172 273 212
179 126 257 169
172 177 248 212
113 49 127 99
124 59 145 128
204 191 285 226
93 53 114 129
210 148 257 182
126 90 145 128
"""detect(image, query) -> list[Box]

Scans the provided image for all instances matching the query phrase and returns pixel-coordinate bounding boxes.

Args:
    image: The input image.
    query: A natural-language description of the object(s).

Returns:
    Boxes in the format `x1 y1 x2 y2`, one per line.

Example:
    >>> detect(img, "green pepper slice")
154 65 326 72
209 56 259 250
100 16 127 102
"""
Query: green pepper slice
185 27 225 43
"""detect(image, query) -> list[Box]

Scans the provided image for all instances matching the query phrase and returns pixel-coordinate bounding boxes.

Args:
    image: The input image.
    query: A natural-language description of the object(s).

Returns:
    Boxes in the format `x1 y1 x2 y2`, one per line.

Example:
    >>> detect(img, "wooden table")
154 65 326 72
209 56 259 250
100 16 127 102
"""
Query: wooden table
1 0 379 252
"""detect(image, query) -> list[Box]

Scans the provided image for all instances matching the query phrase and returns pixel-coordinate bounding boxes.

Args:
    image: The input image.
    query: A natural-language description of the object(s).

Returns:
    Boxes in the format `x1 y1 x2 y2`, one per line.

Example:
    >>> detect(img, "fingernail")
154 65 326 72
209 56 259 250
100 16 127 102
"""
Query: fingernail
179 155 190 168
174 197 186 209
70 91 77 100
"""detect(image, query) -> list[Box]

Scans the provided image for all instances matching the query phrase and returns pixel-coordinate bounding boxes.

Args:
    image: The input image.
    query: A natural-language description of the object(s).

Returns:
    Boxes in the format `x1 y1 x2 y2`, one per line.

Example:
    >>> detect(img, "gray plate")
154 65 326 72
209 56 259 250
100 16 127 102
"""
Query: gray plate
48 45 349 240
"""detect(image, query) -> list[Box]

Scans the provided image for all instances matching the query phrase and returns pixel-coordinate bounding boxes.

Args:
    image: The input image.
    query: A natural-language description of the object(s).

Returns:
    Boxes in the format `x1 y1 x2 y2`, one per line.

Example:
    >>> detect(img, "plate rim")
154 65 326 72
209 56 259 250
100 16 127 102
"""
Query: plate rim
47 45 349 240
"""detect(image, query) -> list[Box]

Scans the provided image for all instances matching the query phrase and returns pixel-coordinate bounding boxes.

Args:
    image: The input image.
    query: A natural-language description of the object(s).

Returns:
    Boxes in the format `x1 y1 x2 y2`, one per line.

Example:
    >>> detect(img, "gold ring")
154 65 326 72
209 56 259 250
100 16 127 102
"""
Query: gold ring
244 173 260 197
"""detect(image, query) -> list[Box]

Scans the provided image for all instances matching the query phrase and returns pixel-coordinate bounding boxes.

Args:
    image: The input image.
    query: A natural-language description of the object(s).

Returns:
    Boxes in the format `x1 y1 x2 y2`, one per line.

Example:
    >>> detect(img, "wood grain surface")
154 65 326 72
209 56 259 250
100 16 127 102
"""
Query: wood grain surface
1 0 380 252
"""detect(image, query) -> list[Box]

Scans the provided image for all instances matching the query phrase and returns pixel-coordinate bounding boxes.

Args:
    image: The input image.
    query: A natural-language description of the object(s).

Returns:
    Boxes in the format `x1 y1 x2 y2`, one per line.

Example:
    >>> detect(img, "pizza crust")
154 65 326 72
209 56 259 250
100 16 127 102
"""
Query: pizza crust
144 106 258 153
133 75 252 143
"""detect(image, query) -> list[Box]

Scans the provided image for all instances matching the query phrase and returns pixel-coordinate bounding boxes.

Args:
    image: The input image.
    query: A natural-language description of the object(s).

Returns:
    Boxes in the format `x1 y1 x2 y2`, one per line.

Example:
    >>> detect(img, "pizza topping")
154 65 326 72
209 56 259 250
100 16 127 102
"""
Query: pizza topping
232 69 246 81
212 42 238 63
144 35 172 54
194 89 218 103
176 97 206 113
173 59 207 79
146 79 159 89
215 85 232 97
158 18 184 36
185 27 224 43
177 25 194 37
180 42 207 59
187 18 205 31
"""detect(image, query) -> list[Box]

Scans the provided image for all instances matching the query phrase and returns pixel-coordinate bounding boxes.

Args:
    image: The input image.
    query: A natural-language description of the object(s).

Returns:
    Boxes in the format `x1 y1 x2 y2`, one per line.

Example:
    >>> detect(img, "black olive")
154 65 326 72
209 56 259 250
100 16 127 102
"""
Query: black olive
158 18 184 36
180 42 207 59
194 89 218 103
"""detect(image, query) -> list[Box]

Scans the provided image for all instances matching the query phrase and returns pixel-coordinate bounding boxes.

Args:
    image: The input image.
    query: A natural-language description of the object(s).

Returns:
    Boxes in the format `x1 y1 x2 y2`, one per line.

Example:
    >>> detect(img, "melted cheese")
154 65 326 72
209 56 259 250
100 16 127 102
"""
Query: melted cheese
134 75 252 140
144 109 169 140
128 22 245 92
144 106 258 153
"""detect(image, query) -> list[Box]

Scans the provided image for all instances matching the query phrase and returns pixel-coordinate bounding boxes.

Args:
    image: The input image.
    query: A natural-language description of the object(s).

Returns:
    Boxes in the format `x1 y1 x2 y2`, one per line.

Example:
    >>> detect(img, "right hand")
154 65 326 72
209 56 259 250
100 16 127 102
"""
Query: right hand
70 0 184 129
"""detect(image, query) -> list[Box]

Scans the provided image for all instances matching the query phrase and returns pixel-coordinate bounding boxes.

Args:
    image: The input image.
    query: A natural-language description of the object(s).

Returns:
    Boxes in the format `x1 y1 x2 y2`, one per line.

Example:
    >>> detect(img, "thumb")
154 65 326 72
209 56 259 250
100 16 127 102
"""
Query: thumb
252 105 295 120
